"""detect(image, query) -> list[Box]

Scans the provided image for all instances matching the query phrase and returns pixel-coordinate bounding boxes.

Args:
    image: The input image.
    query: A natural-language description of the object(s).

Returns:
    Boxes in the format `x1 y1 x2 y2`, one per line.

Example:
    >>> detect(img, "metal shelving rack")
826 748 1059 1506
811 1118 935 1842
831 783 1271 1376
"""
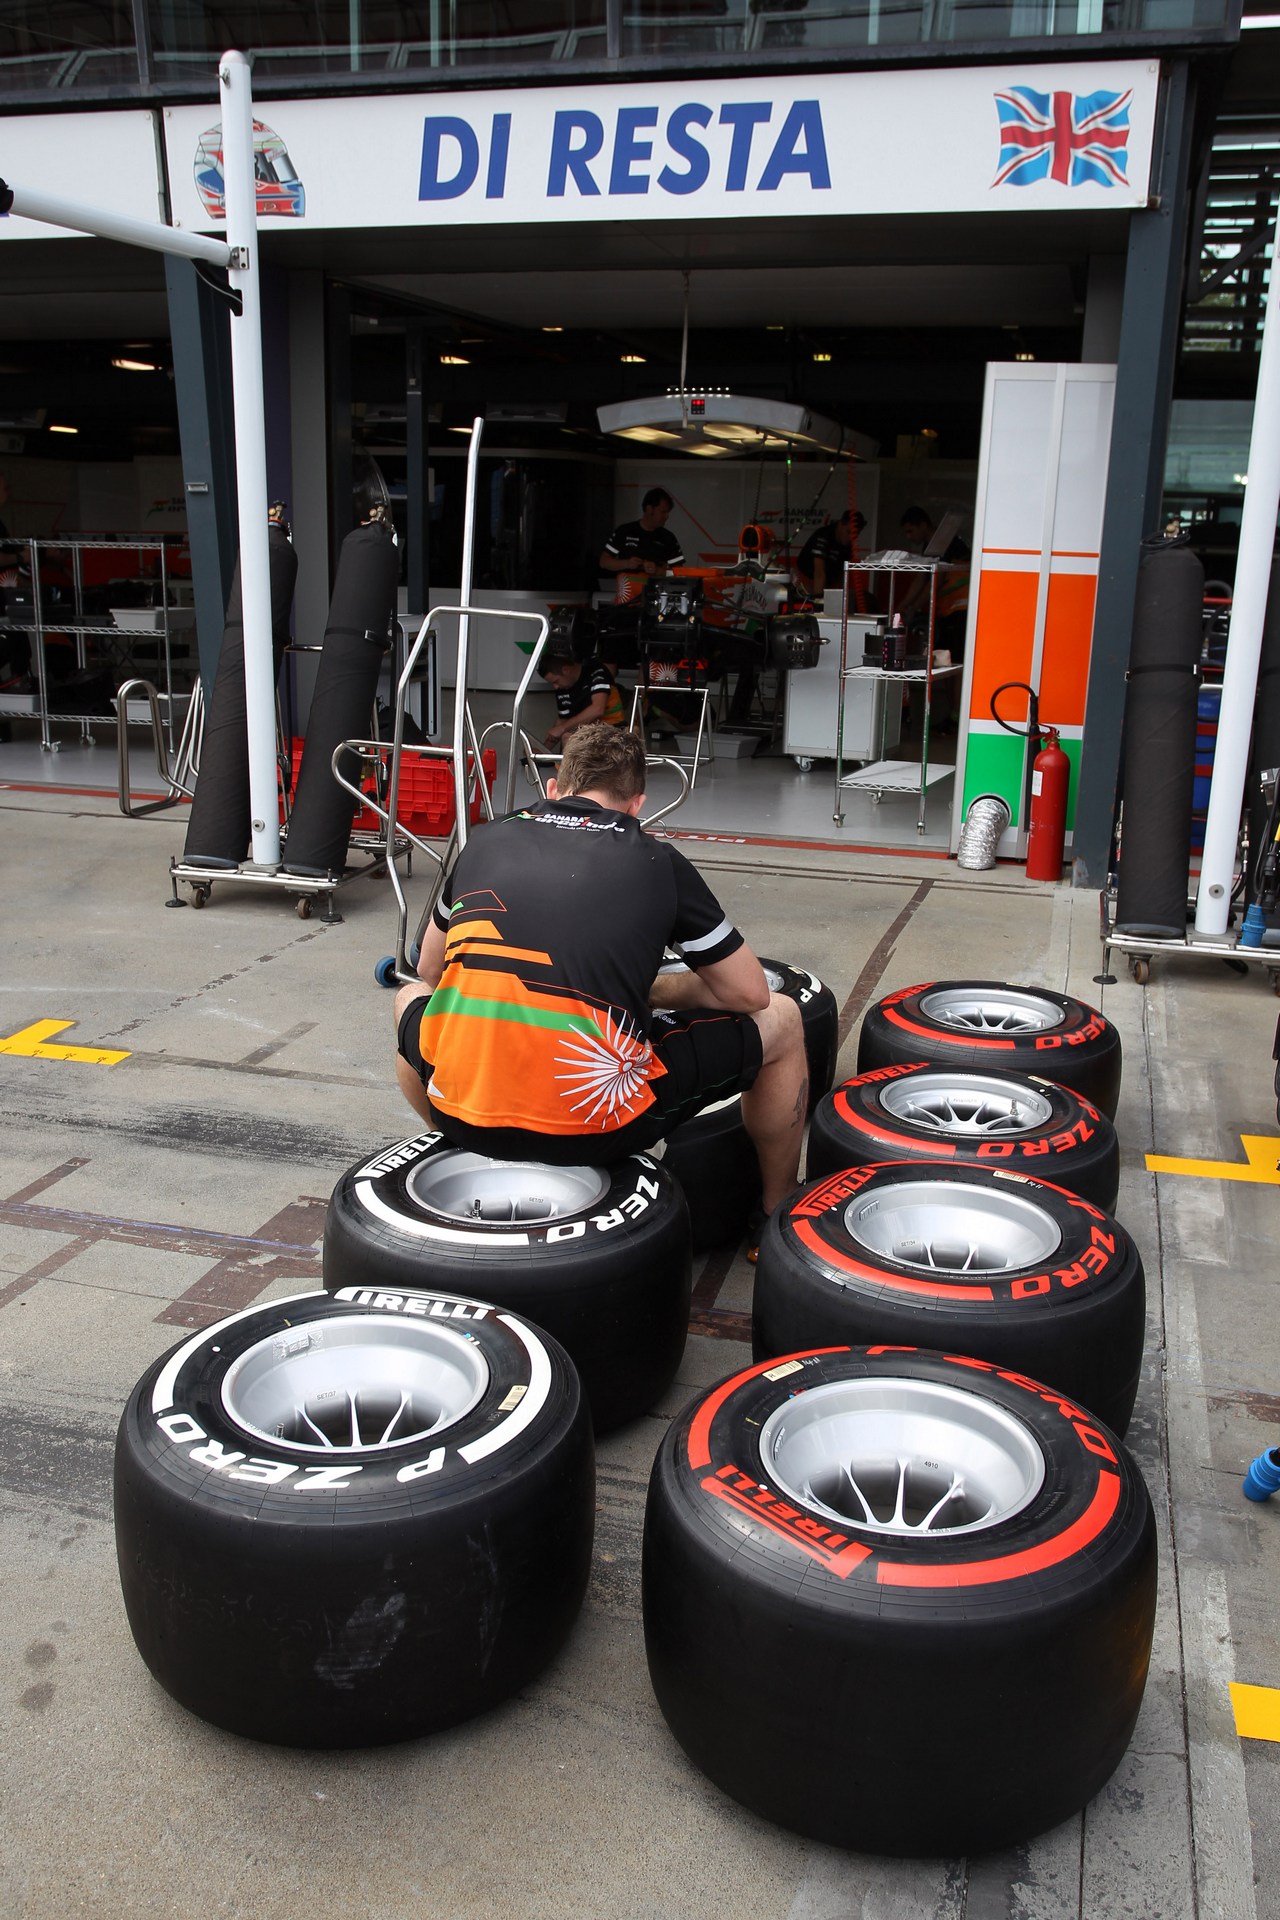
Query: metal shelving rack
0 535 194 754
833 554 961 834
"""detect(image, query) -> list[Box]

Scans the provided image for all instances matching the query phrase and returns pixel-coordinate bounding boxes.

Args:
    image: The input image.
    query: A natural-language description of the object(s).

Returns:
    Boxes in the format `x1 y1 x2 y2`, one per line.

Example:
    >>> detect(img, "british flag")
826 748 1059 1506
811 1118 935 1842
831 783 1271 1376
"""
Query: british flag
993 87 1131 190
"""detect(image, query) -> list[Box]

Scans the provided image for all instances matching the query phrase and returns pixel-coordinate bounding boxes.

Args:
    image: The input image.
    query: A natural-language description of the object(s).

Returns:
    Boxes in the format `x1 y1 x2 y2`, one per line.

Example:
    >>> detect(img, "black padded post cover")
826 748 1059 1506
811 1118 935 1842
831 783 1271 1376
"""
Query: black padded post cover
281 520 399 877
1114 538 1205 937
1247 559 1280 915
182 523 298 865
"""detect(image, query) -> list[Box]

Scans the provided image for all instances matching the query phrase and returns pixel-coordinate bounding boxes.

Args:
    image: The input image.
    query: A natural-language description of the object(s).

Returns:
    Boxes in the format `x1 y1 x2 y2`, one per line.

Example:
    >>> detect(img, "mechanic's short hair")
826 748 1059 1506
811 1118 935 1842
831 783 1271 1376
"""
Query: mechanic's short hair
555 722 647 803
642 487 673 513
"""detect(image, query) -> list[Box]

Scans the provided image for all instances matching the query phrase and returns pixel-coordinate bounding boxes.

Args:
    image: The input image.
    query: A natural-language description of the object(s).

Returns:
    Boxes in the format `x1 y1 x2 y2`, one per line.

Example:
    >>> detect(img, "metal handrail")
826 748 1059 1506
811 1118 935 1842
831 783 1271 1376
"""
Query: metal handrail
115 675 203 818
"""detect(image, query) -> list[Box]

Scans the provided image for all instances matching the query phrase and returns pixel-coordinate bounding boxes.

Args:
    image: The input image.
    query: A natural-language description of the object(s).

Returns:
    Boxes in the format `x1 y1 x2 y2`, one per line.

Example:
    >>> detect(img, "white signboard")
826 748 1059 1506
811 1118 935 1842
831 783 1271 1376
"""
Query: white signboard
0 110 165 240
162 60 1159 234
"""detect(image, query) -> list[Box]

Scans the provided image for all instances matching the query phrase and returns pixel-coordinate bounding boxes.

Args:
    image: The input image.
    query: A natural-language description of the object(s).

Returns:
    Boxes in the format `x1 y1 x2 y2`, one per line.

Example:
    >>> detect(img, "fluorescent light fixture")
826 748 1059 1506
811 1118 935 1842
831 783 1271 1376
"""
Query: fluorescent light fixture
812 351 832 363
597 392 876 461
620 353 647 364
440 353 470 365
112 356 159 372
542 324 564 333
48 423 78 434
1015 351 1036 361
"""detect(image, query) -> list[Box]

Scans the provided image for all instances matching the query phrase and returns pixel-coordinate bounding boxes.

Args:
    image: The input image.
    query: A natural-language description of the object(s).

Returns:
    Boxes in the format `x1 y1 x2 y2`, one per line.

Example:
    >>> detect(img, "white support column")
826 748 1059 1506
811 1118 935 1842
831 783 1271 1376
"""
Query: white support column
219 49 280 868
1194 191 1280 937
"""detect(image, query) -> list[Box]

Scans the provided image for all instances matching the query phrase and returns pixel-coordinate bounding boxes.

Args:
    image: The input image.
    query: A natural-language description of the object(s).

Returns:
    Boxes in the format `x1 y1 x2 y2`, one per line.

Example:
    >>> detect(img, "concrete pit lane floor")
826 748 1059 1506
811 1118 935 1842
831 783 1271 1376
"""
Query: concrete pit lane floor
0 782 1277 1920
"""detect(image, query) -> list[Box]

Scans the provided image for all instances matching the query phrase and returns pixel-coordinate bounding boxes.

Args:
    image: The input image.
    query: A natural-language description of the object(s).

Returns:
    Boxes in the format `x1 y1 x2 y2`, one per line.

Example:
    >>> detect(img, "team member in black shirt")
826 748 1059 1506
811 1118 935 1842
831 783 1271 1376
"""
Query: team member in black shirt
600 488 685 601
394 723 806 1229
794 510 863 599
539 646 626 748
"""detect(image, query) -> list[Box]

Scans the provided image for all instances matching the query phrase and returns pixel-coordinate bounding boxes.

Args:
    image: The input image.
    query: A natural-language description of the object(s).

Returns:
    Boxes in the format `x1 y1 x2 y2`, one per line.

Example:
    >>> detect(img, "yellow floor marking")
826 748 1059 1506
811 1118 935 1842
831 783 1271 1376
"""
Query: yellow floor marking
1145 1135 1280 1186
0 1019 131 1066
1230 1682 1280 1743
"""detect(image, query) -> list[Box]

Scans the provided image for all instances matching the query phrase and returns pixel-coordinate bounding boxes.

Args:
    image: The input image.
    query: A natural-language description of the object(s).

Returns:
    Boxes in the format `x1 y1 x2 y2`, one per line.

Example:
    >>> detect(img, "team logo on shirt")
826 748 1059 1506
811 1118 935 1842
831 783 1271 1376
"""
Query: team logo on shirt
556 1009 655 1125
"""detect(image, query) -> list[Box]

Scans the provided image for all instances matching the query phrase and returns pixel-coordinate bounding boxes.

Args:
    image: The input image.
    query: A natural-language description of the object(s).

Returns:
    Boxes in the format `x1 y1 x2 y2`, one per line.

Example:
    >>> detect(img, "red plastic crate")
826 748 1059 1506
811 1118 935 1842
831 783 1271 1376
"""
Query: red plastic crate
280 740 495 837
395 749 496 836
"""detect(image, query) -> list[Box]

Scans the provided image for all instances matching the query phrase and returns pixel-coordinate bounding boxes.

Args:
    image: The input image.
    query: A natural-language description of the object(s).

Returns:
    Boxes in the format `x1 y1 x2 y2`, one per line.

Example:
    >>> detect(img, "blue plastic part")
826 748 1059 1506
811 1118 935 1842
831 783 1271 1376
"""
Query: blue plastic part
1240 904 1267 950
1243 1446 1280 1502
374 955 398 989
409 940 421 969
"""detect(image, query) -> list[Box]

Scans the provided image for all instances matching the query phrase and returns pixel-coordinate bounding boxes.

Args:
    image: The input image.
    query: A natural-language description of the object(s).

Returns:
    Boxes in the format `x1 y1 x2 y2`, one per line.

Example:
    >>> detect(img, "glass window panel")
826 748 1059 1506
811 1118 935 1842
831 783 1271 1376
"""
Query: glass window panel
0 3 138 95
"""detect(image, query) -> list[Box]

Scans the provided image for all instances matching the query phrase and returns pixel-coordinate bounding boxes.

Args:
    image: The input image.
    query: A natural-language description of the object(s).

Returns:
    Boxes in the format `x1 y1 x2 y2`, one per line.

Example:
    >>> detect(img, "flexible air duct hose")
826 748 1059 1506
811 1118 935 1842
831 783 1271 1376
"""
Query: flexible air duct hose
182 521 298 866
281 518 399 877
1113 537 1204 938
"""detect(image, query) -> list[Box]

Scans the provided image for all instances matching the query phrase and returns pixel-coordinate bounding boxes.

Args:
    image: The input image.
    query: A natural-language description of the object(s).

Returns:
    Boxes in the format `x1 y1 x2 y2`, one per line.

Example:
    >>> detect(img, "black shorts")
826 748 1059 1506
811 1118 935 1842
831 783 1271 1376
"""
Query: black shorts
397 996 763 1165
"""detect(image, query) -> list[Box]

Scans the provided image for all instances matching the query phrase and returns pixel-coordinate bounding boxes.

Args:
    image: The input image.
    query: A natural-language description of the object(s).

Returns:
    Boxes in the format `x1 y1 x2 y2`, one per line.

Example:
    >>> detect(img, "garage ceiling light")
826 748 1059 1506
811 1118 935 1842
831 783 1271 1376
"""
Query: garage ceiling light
112 356 160 372
597 392 876 461
620 353 647 364
48 423 78 434
440 353 470 365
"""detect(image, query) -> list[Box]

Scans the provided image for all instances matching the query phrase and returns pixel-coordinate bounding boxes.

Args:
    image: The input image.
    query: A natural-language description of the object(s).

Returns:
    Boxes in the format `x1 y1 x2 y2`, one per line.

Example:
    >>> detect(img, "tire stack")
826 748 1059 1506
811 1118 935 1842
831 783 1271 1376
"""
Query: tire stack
644 978 1161 1857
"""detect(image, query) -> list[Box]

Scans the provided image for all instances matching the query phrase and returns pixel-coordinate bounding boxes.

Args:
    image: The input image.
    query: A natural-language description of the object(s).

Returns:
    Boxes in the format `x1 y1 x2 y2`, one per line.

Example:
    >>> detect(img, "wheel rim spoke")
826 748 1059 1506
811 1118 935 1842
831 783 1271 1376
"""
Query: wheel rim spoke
763 1379 1045 1538
222 1314 491 1456
918 987 1067 1036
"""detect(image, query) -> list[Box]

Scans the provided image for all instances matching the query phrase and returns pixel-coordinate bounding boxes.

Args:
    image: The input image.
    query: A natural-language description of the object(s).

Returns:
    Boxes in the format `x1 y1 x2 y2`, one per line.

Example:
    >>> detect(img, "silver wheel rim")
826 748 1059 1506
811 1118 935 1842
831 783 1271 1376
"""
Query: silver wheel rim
879 1071 1055 1136
918 986 1066 1035
222 1314 489 1453
763 965 787 993
843 1178 1061 1273
408 1152 609 1224
760 1377 1045 1536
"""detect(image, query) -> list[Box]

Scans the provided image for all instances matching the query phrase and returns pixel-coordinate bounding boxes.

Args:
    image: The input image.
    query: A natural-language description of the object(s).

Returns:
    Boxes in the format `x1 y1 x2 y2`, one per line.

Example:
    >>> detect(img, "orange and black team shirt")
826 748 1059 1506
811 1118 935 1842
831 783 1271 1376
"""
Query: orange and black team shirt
417 799 743 1138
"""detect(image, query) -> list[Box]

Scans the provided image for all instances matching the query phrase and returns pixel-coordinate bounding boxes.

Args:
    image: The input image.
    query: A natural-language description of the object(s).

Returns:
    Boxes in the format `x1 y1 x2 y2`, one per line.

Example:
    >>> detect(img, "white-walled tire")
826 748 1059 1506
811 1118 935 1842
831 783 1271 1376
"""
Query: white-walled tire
114 1289 594 1747
323 1135 691 1432
643 1345 1157 1855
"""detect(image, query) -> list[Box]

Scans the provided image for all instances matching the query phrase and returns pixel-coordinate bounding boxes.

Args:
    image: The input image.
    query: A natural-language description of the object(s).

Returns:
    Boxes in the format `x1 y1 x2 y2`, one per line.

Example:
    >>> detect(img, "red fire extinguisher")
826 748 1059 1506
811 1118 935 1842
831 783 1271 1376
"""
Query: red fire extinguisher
1025 727 1070 882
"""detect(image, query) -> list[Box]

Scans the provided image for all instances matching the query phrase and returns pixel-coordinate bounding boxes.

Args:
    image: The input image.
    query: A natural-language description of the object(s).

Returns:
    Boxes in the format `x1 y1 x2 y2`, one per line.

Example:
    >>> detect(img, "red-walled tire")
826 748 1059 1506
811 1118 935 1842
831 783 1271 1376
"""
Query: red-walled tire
807 1063 1119 1210
323 1134 691 1434
643 1345 1156 1856
115 1289 594 1748
752 1162 1144 1434
857 982 1122 1118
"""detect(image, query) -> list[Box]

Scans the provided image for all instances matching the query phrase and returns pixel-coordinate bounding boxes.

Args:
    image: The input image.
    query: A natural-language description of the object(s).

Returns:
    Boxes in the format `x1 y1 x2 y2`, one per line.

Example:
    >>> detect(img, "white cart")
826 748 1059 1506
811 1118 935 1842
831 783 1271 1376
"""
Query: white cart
783 615 901 770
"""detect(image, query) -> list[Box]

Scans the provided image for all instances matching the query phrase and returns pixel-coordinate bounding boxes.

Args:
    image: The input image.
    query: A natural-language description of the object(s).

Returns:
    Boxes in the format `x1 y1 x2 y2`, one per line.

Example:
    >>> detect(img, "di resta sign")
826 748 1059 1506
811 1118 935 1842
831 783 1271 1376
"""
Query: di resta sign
0 63 1160 245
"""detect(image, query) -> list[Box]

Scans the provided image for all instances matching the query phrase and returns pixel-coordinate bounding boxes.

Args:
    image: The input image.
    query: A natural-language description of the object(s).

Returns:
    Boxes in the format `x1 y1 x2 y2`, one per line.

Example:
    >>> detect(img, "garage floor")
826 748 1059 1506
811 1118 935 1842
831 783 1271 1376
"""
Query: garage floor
1 782 1277 1919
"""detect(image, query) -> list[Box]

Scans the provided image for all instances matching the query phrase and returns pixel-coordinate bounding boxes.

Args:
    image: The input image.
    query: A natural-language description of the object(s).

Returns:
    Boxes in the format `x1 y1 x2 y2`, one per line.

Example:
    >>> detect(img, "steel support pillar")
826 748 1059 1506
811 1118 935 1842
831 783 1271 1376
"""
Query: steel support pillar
1072 60 1197 888
164 254 238 698
406 325 432 619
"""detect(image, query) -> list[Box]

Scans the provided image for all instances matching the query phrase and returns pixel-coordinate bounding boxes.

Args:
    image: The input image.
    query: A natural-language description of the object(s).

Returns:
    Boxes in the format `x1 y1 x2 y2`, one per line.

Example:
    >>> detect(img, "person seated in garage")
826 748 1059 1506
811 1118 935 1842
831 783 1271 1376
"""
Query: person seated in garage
538 638 627 748
393 723 806 1249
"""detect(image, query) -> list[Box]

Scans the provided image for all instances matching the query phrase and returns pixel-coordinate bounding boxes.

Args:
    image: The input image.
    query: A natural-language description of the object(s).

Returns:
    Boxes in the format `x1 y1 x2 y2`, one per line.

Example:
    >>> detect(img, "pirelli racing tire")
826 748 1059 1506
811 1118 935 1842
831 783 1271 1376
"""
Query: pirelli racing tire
661 957 837 1251
752 1163 1145 1435
662 1094 760 1255
114 1288 594 1748
758 956 839 1110
642 1345 1157 1856
807 1062 1119 1211
323 1134 691 1433
858 982 1122 1119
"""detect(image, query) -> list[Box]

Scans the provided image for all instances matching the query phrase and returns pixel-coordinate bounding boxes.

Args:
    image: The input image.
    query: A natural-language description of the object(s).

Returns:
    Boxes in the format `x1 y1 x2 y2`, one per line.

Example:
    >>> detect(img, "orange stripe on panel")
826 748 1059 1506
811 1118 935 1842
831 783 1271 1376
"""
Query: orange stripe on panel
1038 573 1098 727
968 570 1038 722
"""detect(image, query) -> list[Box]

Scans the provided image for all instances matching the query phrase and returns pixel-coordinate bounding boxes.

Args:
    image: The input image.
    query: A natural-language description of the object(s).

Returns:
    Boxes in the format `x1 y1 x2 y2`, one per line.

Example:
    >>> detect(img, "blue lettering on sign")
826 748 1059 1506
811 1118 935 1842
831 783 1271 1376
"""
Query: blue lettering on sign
423 98 834 205
718 102 773 192
757 101 831 191
657 104 713 195
610 106 660 195
548 110 605 196
486 112 512 199
419 116 480 200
